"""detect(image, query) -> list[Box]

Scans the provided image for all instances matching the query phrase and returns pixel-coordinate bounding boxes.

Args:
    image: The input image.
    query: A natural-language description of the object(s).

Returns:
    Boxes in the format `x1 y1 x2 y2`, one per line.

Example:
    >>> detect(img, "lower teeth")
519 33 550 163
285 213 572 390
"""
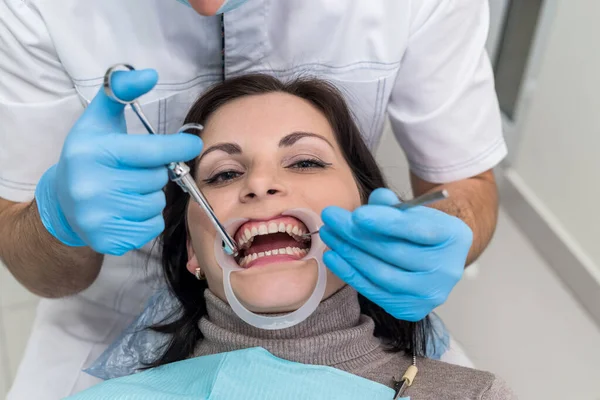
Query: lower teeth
238 247 308 266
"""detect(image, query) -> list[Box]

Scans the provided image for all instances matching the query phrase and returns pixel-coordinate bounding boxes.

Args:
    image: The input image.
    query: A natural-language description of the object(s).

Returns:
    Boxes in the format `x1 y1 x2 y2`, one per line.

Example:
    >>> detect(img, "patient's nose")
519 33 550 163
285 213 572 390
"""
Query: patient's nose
241 186 284 200
240 170 287 201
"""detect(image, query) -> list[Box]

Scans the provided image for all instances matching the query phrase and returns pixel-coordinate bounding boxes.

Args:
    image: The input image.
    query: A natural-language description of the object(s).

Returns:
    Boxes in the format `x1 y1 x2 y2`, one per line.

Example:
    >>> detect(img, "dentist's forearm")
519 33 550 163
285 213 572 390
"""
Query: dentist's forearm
0 198 103 298
410 169 499 266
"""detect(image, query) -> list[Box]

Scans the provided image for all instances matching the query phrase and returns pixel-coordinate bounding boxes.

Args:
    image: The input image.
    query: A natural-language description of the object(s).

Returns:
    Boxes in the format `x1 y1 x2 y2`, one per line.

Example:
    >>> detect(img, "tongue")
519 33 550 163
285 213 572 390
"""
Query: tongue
246 233 308 255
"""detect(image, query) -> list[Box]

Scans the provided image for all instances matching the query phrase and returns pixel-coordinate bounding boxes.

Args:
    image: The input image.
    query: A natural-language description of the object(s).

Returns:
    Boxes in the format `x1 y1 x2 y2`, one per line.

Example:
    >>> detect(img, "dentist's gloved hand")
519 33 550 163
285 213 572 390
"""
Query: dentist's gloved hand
35 69 203 256
319 188 473 321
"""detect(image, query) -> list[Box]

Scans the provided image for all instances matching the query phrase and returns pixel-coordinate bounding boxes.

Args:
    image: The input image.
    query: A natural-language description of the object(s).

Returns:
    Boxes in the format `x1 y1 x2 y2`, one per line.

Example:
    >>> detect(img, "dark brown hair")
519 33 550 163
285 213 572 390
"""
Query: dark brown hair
151 74 431 367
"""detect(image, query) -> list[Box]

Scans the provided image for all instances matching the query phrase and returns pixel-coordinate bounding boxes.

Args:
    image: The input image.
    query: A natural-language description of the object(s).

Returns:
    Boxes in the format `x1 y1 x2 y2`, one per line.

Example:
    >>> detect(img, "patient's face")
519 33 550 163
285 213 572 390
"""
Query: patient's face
186 92 362 313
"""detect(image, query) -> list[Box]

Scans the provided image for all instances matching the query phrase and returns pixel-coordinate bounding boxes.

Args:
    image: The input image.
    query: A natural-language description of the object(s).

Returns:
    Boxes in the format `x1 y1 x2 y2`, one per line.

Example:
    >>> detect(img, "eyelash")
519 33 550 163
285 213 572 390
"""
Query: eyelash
202 158 331 185
288 157 331 171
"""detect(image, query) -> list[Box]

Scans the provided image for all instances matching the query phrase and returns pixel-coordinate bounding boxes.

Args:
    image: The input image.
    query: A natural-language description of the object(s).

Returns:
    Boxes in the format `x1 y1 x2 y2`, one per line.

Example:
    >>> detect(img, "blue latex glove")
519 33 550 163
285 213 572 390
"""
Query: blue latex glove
35 69 203 256
320 188 473 321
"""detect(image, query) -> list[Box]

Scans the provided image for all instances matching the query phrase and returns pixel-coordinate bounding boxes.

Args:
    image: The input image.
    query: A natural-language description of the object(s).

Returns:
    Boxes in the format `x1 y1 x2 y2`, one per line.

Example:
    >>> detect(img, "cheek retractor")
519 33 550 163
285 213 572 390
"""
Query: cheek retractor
214 208 327 330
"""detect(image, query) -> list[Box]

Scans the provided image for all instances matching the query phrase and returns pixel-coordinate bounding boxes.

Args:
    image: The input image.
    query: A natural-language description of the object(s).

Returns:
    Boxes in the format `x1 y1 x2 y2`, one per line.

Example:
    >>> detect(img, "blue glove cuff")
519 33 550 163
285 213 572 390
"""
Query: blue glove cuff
35 165 86 247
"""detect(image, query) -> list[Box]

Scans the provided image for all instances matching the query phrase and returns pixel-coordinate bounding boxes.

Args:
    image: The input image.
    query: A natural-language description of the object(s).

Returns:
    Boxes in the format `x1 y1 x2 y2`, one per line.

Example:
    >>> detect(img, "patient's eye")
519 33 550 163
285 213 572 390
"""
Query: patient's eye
287 157 332 171
203 170 243 185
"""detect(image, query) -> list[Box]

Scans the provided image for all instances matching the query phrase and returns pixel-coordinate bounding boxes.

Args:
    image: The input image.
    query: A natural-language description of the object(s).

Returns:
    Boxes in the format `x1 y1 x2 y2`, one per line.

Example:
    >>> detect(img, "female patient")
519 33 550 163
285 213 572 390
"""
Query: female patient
73 75 516 399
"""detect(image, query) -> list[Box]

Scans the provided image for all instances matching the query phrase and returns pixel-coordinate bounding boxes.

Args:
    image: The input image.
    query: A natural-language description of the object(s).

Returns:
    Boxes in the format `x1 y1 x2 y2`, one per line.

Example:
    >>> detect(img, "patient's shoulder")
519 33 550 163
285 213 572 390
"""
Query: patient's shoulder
405 357 518 400
483 376 518 400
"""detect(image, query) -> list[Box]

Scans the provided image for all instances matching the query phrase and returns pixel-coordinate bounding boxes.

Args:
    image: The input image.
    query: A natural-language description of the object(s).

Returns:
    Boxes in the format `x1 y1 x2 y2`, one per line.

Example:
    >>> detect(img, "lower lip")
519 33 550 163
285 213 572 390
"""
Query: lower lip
242 254 305 269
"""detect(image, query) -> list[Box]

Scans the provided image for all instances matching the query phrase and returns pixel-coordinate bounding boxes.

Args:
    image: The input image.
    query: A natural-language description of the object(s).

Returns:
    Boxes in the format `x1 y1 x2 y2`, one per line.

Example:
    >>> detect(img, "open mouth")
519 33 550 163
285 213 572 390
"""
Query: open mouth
233 216 312 268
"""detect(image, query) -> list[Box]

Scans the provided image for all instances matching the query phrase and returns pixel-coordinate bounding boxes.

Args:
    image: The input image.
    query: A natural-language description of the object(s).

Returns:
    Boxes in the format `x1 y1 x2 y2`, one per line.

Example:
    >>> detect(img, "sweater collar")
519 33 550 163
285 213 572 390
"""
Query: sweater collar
194 285 386 370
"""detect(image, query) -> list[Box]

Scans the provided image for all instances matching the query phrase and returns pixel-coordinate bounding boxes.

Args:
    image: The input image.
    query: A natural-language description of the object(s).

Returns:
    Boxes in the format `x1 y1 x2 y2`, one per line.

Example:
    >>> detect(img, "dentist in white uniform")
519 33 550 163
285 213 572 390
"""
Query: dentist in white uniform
0 0 506 398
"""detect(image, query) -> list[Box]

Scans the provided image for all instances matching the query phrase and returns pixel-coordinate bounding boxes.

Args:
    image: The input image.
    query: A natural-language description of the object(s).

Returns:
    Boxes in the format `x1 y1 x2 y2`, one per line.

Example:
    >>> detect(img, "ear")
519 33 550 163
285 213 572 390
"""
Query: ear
186 238 200 275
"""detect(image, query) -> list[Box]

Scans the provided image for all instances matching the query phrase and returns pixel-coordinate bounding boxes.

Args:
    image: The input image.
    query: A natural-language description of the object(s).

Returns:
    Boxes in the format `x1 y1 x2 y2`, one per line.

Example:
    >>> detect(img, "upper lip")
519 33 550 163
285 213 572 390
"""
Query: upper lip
241 213 289 224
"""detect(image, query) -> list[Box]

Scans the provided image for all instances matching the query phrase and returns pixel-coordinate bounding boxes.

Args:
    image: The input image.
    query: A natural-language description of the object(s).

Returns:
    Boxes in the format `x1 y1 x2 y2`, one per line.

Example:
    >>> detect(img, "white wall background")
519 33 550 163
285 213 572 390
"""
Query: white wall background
510 0 600 279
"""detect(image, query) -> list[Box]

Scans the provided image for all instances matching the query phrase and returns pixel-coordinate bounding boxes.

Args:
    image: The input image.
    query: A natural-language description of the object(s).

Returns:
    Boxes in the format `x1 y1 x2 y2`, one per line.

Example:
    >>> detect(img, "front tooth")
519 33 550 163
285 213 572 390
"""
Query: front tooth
258 252 265 258
265 250 272 256
238 238 245 247
292 226 299 235
279 223 286 232
286 224 293 234
286 247 294 255
252 253 258 260
245 229 252 241
251 227 259 237
268 223 278 233
272 249 279 255
258 225 268 235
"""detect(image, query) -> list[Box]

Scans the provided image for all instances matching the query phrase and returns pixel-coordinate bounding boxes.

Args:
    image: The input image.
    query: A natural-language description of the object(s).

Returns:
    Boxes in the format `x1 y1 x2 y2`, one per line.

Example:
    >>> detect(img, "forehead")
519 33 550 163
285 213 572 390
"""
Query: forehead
200 92 335 144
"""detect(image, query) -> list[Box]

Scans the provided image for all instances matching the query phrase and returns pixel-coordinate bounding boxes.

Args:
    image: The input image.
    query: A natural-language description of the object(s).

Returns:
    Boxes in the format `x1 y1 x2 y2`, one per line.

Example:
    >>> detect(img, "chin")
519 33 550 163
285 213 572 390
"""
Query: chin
229 260 318 313
187 0 223 15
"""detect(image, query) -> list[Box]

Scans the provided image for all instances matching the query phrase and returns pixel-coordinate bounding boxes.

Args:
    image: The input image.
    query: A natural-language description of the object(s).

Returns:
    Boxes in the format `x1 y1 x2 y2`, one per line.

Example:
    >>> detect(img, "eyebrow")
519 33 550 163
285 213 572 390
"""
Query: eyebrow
198 143 242 163
279 131 334 149
198 131 333 163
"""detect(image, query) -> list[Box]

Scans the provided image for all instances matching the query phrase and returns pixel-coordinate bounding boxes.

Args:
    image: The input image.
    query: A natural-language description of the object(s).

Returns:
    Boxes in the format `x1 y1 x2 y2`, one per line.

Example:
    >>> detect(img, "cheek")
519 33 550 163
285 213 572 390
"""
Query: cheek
189 184 240 232
203 185 240 218
187 206 223 280
185 179 244 272
188 204 216 243
302 170 363 212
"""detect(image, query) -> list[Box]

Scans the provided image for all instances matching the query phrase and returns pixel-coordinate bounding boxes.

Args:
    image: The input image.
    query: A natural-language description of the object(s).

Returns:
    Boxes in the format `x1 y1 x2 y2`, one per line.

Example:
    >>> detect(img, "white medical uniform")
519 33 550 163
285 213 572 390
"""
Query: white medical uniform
0 0 506 398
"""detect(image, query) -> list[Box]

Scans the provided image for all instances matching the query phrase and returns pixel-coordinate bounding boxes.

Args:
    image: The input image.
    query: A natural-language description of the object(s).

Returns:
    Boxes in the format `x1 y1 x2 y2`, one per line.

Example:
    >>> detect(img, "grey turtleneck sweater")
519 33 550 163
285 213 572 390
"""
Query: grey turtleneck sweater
193 286 517 400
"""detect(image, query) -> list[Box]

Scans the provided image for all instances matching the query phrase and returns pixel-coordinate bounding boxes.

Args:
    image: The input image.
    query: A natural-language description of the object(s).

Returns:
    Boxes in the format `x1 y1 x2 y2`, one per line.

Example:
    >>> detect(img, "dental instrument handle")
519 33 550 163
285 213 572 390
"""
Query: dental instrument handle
393 189 449 210
103 64 238 255
130 100 238 254
130 101 158 135
304 189 449 238
126 100 238 254
169 163 239 256
128 112 237 255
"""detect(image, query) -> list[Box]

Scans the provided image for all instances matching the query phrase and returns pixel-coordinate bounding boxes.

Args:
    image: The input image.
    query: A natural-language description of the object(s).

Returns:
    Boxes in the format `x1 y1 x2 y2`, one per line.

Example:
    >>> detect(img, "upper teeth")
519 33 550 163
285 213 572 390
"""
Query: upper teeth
237 222 307 248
